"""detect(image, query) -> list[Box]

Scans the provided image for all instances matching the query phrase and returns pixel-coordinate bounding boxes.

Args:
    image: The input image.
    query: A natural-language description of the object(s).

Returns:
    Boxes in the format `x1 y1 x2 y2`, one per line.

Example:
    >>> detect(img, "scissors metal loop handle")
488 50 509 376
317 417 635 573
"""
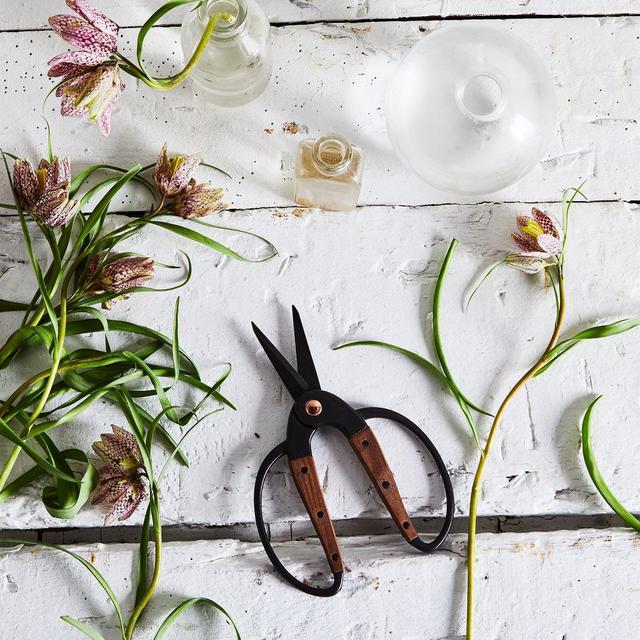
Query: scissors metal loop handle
355 407 455 552
254 442 343 597
254 408 454 596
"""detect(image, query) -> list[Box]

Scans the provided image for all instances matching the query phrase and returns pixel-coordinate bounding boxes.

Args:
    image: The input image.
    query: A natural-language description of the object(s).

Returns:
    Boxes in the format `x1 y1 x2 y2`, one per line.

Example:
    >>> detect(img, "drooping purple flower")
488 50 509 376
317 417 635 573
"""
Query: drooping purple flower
153 144 202 198
507 208 564 274
85 254 155 308
56 64 125 136
12 157 78 227
48 49 111 78
171 180 226 219
91 425 147 525
49 0 119 56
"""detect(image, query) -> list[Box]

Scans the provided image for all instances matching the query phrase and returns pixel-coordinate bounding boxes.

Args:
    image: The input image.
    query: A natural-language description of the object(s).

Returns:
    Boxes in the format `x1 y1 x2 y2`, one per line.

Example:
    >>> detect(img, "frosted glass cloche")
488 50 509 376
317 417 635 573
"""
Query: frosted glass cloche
385 25 557 196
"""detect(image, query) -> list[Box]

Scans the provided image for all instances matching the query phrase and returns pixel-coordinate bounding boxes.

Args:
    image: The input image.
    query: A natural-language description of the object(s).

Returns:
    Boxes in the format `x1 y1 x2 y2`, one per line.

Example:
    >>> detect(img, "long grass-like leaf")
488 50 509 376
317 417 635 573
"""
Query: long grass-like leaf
153 597 241 640
581 396 640 532
172 298 181 388
2 151 59 340
60 617 105 640
0 539 125 636
0 299 29 312
536 317 640 376
0 418 76 483
334 340 483 451
149 220 277 262
433 239 492 417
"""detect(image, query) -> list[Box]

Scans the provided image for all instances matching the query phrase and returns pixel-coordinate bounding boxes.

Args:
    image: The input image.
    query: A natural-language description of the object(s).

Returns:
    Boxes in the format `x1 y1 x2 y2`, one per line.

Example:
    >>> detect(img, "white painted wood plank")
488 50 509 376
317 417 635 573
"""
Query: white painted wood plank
1 18 638 207
2 201 640 528
1 529 638 638
3 1 640 31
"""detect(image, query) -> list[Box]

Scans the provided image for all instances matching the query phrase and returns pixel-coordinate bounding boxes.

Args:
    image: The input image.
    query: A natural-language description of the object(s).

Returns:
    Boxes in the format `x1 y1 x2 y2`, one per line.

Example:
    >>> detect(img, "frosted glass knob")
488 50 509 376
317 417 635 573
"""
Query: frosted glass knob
385 25 557 196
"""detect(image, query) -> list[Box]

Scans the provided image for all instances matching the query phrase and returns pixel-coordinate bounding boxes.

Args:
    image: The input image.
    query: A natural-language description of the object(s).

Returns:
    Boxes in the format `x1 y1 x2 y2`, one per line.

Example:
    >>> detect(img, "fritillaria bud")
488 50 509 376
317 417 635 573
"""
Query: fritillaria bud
171 180 226 219
91 425 147 525
12 157 78 227
153 143 202 197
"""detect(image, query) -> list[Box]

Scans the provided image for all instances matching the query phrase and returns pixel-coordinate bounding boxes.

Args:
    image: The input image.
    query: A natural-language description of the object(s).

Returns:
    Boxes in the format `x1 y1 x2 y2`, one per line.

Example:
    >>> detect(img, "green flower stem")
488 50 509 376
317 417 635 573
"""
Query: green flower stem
465 268 566 640
119 13 229 92
125 493 162 639
0 296 67 492
0 255 86 492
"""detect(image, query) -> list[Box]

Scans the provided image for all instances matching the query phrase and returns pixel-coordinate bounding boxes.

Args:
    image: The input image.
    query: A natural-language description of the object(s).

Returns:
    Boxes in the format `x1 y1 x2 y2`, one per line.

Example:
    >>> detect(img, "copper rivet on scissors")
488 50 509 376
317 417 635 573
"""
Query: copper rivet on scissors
305 399 322 416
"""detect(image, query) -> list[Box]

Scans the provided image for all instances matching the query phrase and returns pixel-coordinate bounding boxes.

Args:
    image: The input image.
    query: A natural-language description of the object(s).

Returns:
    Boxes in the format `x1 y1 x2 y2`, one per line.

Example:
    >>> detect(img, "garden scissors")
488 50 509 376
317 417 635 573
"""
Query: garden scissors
252 306 455 597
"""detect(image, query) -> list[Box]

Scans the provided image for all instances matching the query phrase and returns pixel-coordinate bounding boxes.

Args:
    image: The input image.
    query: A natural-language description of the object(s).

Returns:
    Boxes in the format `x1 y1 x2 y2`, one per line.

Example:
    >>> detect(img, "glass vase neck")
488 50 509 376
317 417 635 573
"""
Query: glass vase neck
198 0 248 39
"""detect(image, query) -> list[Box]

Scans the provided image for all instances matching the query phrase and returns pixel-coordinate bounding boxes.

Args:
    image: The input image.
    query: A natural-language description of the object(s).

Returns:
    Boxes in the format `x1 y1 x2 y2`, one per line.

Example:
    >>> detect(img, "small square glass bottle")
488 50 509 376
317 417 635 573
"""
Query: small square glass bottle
294 133 363 211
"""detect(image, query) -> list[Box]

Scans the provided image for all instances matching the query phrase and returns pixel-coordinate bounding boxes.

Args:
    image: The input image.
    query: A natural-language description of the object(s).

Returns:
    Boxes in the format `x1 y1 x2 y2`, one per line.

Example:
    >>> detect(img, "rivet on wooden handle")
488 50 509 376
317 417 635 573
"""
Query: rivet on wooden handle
289 455 344 573
349 425 418 542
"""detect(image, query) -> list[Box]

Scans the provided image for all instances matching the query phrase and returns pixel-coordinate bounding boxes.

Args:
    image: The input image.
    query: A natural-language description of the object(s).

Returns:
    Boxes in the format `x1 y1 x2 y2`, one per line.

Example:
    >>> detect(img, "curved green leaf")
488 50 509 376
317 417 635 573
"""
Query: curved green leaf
581 396 640 532
0 299 29 312
536 317 640 376
149 220 277 263
42 449 98 519
0 418 76 483
153 597 240 640
334 340 483 452
60 617 105 640
433 239 492 417
0 539 125 636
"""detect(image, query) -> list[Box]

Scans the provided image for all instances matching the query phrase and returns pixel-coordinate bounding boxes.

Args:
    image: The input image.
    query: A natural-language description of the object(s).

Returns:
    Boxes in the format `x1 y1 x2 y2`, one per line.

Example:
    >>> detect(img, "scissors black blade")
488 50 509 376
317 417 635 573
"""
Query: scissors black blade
292 305 320 390
252 321 310 399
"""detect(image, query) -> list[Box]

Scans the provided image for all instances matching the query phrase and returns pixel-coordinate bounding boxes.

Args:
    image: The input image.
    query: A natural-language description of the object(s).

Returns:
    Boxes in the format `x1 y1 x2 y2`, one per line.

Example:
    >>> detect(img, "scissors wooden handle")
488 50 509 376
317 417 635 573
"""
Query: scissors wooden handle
289 455 344 574
349 425 419 542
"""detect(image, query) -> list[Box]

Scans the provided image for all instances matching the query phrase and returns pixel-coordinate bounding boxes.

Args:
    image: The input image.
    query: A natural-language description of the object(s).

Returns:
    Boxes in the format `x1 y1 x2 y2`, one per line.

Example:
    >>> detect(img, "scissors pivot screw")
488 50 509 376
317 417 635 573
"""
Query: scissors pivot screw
305 399 323 416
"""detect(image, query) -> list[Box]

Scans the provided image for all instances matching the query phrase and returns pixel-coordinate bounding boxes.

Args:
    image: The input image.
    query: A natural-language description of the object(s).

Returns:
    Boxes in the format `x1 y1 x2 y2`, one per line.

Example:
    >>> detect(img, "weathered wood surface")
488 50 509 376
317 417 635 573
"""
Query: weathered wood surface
5 0 640 30
2 201 640 529
1 529 638 639
1 17 640 208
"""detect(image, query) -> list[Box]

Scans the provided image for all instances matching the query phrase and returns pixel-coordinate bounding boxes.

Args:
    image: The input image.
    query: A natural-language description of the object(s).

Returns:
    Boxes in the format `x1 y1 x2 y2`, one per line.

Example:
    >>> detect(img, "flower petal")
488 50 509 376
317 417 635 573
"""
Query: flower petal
512 231 539 253
536 233 562 255
49 14 117 54
12 159 39 210
505 253 553 274
532 207 563 241
97 78 124 136
67 0 119 38
48 50 108 77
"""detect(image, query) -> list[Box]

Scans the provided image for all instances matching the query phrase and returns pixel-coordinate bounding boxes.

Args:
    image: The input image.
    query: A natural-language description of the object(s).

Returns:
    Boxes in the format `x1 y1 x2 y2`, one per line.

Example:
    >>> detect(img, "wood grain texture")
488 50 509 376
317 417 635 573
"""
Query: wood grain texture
3 1 640 30
1 528 639 639
349 425 418 542
1 200 640 529
288 454 343 573
0 18 639 207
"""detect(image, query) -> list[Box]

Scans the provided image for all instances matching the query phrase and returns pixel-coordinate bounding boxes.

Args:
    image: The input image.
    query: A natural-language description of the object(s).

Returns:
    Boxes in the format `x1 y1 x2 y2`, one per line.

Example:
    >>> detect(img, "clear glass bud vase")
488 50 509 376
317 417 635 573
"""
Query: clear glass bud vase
181 0 272 107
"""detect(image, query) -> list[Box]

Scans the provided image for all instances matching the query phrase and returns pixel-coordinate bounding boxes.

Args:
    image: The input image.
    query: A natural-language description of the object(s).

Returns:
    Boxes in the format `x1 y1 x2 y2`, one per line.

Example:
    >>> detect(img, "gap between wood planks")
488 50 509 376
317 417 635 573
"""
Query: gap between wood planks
1 12 640 34
1 513 626 545
1 199 640 220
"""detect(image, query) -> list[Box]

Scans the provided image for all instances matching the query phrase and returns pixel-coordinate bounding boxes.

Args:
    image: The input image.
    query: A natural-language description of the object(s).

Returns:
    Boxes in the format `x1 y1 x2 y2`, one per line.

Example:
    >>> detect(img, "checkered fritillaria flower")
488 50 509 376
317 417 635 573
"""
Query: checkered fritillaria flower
55 64 125 137
153 144 202 198
91 425 147 525
506 207 564 274
86 254 155 308
12 157 78 227
49 0 119 59
171 181 226 219
49 1 124 135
